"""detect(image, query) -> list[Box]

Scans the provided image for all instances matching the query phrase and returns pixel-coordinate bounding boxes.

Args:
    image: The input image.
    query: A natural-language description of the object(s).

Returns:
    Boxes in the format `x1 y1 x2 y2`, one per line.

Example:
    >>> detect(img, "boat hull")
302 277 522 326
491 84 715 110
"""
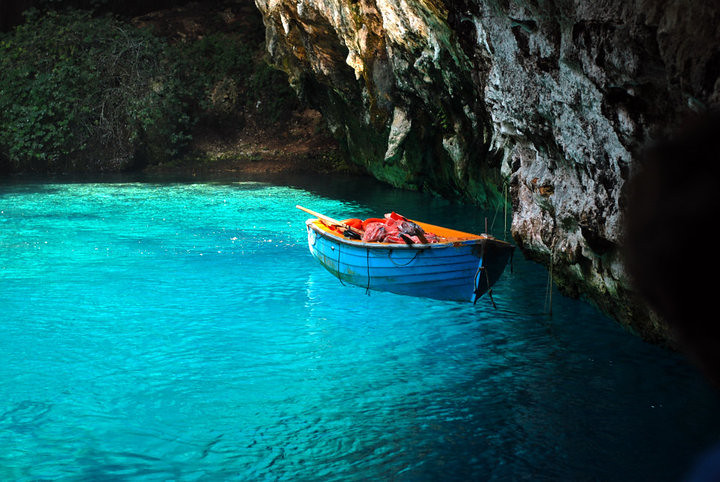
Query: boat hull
306 220 514 303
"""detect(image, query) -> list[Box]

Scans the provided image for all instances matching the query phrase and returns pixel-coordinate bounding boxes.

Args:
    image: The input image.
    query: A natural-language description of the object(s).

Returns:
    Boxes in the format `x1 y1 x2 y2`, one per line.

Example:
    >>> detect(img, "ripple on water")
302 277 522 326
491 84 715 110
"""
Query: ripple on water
0 179 719 481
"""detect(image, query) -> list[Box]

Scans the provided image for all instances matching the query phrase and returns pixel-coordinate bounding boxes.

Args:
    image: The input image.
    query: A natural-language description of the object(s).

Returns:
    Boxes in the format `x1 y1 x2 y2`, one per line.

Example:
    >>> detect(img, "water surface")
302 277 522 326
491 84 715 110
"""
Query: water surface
1 175 718 481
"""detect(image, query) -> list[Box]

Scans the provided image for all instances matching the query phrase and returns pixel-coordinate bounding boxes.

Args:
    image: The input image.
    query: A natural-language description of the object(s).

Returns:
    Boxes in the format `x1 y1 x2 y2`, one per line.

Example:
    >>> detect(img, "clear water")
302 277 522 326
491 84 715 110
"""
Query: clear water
1 174 718 481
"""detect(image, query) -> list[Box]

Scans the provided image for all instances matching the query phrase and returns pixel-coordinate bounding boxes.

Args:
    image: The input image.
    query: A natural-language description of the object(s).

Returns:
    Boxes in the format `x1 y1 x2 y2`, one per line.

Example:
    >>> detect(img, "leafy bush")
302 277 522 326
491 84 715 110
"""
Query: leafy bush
0 7 303 173
170 32 254 128
171 32 299 129
246 60 299 126
0 9 191 172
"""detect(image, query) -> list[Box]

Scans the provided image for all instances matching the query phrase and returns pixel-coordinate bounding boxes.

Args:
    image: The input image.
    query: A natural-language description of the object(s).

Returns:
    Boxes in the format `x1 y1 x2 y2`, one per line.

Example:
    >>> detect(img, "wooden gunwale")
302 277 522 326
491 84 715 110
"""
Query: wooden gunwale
305 219 512 250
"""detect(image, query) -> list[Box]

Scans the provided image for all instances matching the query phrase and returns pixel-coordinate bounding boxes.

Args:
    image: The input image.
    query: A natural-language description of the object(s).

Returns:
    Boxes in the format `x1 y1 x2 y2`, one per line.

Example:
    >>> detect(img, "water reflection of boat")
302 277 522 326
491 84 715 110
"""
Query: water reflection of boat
298 206 514 304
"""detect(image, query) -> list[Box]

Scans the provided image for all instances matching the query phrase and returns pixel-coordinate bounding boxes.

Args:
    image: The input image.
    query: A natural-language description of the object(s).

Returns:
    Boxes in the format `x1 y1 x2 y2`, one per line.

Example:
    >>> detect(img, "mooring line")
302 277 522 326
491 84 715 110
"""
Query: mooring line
543 249 554 316
365 248 371 294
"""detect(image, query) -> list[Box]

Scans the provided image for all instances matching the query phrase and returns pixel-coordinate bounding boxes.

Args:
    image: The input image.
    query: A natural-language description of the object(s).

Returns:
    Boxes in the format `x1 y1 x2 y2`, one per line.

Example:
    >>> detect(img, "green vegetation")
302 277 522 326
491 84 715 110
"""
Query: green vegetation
171 32 298 129
0 7 299 173
0 9 185 171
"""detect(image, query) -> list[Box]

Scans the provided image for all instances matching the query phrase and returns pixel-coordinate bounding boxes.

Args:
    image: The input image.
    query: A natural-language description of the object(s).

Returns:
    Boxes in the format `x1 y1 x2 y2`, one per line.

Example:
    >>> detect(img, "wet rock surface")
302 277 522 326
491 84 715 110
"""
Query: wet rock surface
253 0 719 345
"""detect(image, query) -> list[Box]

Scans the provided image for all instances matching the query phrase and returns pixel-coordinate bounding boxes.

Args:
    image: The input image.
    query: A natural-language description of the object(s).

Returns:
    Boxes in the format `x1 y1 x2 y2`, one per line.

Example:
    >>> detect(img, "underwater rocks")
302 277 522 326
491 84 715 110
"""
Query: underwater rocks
254 0 719 346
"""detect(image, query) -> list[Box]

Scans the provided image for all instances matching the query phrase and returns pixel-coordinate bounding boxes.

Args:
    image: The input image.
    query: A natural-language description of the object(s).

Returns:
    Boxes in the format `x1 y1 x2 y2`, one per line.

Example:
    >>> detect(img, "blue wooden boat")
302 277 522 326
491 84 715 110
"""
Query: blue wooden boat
298 206 514 304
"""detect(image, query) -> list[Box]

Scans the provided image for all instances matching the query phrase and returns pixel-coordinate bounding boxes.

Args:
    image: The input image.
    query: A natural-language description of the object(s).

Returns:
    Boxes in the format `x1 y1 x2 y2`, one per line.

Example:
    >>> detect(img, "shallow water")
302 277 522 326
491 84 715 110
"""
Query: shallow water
1 174 718 481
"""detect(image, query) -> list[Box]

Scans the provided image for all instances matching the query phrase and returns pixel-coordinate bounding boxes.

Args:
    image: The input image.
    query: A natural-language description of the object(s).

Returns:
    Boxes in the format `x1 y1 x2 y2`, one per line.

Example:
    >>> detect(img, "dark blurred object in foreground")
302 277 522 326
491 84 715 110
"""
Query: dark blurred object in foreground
624 110 720 386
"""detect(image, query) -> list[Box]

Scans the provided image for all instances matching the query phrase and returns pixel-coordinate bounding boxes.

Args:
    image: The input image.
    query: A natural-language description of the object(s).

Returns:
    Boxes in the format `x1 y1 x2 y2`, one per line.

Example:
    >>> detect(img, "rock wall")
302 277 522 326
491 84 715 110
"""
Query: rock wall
254 0 719 345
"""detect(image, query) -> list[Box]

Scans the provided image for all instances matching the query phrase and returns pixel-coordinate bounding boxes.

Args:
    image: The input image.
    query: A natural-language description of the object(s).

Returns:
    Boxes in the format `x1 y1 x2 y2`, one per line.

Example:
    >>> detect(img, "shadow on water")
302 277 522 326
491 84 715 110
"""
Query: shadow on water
1 173 719 481
1 170 513 240
247 172 514 243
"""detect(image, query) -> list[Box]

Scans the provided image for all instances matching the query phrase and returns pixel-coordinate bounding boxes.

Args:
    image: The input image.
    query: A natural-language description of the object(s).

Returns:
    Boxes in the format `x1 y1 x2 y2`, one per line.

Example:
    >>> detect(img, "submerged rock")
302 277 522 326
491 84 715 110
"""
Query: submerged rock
254 0 719 346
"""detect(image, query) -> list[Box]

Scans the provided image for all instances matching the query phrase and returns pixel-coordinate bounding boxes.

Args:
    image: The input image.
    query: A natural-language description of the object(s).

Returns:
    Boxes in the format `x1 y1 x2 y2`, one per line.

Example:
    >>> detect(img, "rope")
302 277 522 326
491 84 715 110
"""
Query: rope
489 180 510 240
544 249 554 316
504 181 509 240
472 265 482 304
472 241 489 306
473 266 497 309
490 208 499 233
365 248 371 295
387 248 423 267
336 245 345 286
484 267 497 309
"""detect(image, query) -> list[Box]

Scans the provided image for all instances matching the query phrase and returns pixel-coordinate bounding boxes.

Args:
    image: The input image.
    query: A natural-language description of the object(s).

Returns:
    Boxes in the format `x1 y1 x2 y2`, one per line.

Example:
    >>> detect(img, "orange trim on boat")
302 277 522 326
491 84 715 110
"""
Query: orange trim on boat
309 218 487 245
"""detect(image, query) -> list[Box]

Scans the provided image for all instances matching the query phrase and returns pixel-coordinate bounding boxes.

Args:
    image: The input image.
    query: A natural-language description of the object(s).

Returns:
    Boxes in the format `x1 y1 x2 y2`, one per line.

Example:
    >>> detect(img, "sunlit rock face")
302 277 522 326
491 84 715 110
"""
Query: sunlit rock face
254 0 499 203
254 0 719 345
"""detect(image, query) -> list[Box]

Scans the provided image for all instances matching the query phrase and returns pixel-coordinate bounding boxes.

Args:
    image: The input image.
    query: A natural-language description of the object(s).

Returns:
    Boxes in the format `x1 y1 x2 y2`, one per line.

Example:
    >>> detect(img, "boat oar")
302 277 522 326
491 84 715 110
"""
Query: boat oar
296 205 364 237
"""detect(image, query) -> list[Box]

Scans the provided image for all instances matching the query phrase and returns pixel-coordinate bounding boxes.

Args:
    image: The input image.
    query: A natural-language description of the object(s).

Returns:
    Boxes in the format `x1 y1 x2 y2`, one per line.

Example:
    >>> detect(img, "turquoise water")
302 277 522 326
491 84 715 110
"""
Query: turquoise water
1 175 719 481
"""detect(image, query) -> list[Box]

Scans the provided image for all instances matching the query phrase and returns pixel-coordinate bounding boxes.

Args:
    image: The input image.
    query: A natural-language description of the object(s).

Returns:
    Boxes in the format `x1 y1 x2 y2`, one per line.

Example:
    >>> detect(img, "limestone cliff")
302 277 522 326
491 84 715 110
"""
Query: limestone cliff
254 0 719 345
